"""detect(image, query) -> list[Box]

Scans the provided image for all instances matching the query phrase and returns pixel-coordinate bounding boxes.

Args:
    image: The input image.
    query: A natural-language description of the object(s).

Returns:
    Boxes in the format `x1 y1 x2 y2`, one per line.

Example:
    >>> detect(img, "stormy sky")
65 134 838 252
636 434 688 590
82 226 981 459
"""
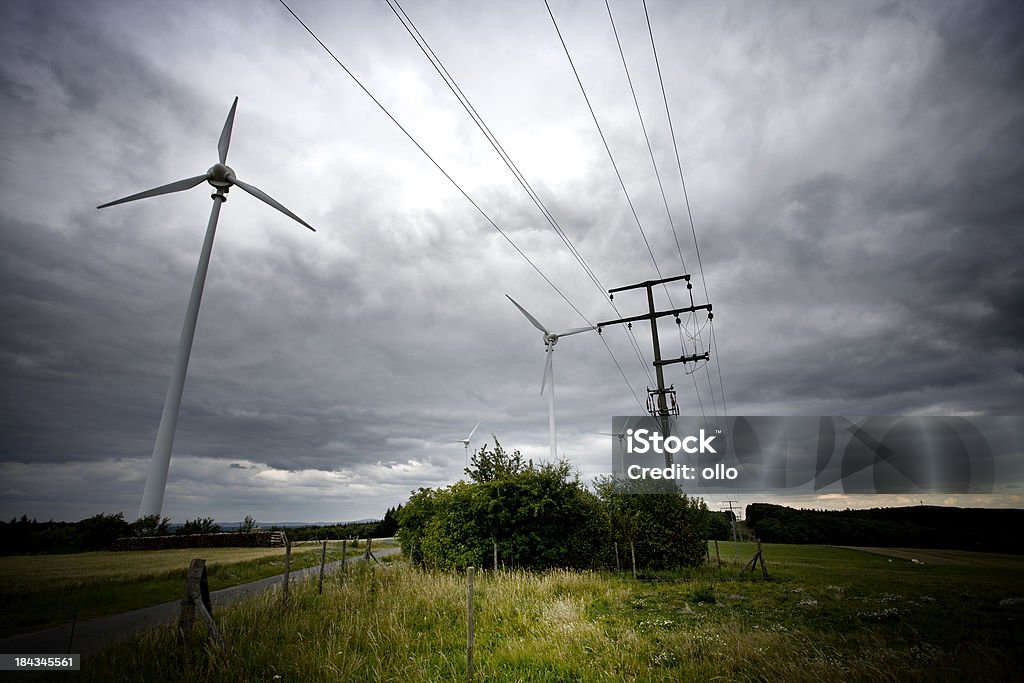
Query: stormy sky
1 0 1021 523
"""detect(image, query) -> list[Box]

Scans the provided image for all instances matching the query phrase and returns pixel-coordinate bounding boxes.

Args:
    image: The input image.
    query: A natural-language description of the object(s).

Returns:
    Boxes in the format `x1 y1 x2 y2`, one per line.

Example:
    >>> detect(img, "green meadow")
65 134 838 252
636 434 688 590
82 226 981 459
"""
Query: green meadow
0 540 383 638
64 542 1024 682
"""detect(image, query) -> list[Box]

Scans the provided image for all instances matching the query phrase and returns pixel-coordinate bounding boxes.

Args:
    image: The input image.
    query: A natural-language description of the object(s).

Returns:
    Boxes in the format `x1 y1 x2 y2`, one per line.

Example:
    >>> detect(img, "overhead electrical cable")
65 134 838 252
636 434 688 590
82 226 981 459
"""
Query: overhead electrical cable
642 0 709 302
276 0 579 316
605 0 703 380
641 0 726 421
605 0 688 276
637 0 733 508
277 0 650 412
543 0 668 287
386 0 606 297
549 0 716 426
383 0 657 391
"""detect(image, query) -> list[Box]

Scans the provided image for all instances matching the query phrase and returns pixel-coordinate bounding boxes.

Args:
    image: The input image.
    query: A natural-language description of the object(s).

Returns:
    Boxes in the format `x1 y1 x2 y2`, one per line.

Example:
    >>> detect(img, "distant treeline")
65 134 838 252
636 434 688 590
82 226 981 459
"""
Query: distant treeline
746 503 1024 554
0 513 170 555
0 508 402 555
267 506 400 542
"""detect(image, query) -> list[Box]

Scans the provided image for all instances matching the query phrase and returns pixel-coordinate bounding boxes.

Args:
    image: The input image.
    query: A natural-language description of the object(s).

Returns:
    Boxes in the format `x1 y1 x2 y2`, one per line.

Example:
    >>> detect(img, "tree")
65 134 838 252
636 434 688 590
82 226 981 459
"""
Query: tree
240 515 257 533
178 516 221 535
130 514 171 537
464 438 527 483
377 506 400 537
77 512 130 550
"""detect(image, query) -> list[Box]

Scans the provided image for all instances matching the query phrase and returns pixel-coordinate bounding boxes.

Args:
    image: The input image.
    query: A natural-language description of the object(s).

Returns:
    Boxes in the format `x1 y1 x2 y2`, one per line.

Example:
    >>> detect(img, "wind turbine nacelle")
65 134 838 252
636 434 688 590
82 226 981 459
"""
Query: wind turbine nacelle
207 163 236 188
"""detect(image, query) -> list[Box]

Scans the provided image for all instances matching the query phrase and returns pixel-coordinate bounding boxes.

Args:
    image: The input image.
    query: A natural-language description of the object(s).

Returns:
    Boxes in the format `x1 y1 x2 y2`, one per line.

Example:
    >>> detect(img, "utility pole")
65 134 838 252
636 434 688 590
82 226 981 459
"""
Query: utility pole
722 500 739 566
598 274 712 466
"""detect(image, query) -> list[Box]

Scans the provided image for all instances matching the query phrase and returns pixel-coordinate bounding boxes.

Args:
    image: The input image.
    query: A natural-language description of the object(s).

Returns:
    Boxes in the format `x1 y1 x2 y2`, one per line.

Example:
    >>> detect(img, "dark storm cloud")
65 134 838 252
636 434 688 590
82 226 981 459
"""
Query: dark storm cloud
0 0 1021 521
700 0 1024 417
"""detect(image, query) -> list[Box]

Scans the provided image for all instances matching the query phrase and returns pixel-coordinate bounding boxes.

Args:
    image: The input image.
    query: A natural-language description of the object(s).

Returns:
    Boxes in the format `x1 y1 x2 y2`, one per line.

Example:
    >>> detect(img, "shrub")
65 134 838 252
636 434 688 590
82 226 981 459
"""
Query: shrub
596 477 710 569
398 439 610 570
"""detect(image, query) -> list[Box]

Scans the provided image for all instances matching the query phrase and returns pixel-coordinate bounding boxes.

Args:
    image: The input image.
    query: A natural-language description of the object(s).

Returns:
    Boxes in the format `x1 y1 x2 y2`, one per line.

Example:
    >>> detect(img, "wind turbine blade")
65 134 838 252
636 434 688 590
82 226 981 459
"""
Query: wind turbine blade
232 177 316 232
541 347 553 395
96 174 209 209
556 325 596 338
506 294 549 334
218 96 238 164
467 422 480 441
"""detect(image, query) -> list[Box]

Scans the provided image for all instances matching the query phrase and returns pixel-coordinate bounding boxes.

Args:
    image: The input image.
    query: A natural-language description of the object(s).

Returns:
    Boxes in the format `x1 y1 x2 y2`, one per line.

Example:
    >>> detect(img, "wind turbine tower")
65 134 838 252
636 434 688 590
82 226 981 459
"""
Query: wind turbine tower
506 295 594 461
97 97 314 519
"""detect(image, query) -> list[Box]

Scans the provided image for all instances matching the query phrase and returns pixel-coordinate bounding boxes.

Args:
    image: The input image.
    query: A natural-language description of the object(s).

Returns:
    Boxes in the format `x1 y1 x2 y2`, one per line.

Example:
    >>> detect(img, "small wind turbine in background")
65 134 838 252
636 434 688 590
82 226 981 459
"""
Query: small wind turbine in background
451 422 480 468
599 430 628 474
506 294 595 462
97 97 314 520
597 431 627 446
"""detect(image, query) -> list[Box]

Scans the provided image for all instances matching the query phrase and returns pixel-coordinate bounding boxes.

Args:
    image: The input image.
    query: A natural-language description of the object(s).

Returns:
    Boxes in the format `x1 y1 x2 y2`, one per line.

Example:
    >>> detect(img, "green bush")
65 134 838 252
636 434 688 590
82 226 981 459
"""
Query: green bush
596 477 710 570
398 439 610 570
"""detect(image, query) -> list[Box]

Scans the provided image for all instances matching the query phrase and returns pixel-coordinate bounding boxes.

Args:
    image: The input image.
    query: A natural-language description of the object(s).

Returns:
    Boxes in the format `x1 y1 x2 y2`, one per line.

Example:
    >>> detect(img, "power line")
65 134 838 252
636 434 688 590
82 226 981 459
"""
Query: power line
277 0 651 413
549 0 719 426
382 0 657 395
641 0 727 421
543 0 667 284
605 0 704 403
642 0 708 303
384 0 608 299
605 0 688 275
276 0 582 318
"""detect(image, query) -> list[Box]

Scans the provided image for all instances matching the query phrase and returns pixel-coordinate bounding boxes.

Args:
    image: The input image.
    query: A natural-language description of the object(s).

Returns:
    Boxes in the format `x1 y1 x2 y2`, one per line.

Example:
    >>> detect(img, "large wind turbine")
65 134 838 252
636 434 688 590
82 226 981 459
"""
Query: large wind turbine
451 422 480 468
506 295 594 461
98 97 314 519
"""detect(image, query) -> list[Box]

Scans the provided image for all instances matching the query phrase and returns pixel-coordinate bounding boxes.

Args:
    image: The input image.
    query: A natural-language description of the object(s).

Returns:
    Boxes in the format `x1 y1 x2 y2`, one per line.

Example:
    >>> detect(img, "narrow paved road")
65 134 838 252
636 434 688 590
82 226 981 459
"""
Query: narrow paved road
0 545 400 656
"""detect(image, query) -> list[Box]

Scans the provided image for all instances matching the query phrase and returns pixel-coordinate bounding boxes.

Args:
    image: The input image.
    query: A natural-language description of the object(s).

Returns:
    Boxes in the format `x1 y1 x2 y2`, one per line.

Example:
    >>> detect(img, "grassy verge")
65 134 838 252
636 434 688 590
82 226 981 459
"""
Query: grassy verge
0 540 393 638
71 542 1024 682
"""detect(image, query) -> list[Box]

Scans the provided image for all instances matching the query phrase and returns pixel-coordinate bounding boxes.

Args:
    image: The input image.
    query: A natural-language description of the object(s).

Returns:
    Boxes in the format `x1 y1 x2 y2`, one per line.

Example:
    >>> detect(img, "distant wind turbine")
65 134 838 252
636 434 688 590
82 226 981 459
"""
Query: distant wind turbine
597 431 627 446
451 422 480 468
97 97 314 520
506 294 595 461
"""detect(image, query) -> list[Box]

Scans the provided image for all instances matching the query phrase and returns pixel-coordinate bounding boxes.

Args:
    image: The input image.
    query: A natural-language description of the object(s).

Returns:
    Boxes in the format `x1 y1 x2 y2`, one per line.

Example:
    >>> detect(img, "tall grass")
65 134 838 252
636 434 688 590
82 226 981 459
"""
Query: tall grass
77 545 1024 682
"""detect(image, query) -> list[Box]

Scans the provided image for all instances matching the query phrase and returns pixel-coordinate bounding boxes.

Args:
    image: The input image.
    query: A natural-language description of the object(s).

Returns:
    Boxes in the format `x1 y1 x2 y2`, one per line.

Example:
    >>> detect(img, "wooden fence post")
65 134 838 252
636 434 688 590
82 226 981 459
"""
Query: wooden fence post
493 541 498 571
282 533 292 607
178 559 224 651
364 537 373 563
466 566 475 681
614 541 620 571
630 540 637 579
715 539 722 569
341 539 348 572
318 540 328 595
743 540 769 579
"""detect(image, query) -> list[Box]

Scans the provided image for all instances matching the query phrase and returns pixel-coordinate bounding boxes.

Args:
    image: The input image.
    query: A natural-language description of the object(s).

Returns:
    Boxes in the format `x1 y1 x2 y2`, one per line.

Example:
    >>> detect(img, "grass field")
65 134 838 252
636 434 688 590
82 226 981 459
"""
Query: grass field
63 542 1024 682
0 540 389 638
